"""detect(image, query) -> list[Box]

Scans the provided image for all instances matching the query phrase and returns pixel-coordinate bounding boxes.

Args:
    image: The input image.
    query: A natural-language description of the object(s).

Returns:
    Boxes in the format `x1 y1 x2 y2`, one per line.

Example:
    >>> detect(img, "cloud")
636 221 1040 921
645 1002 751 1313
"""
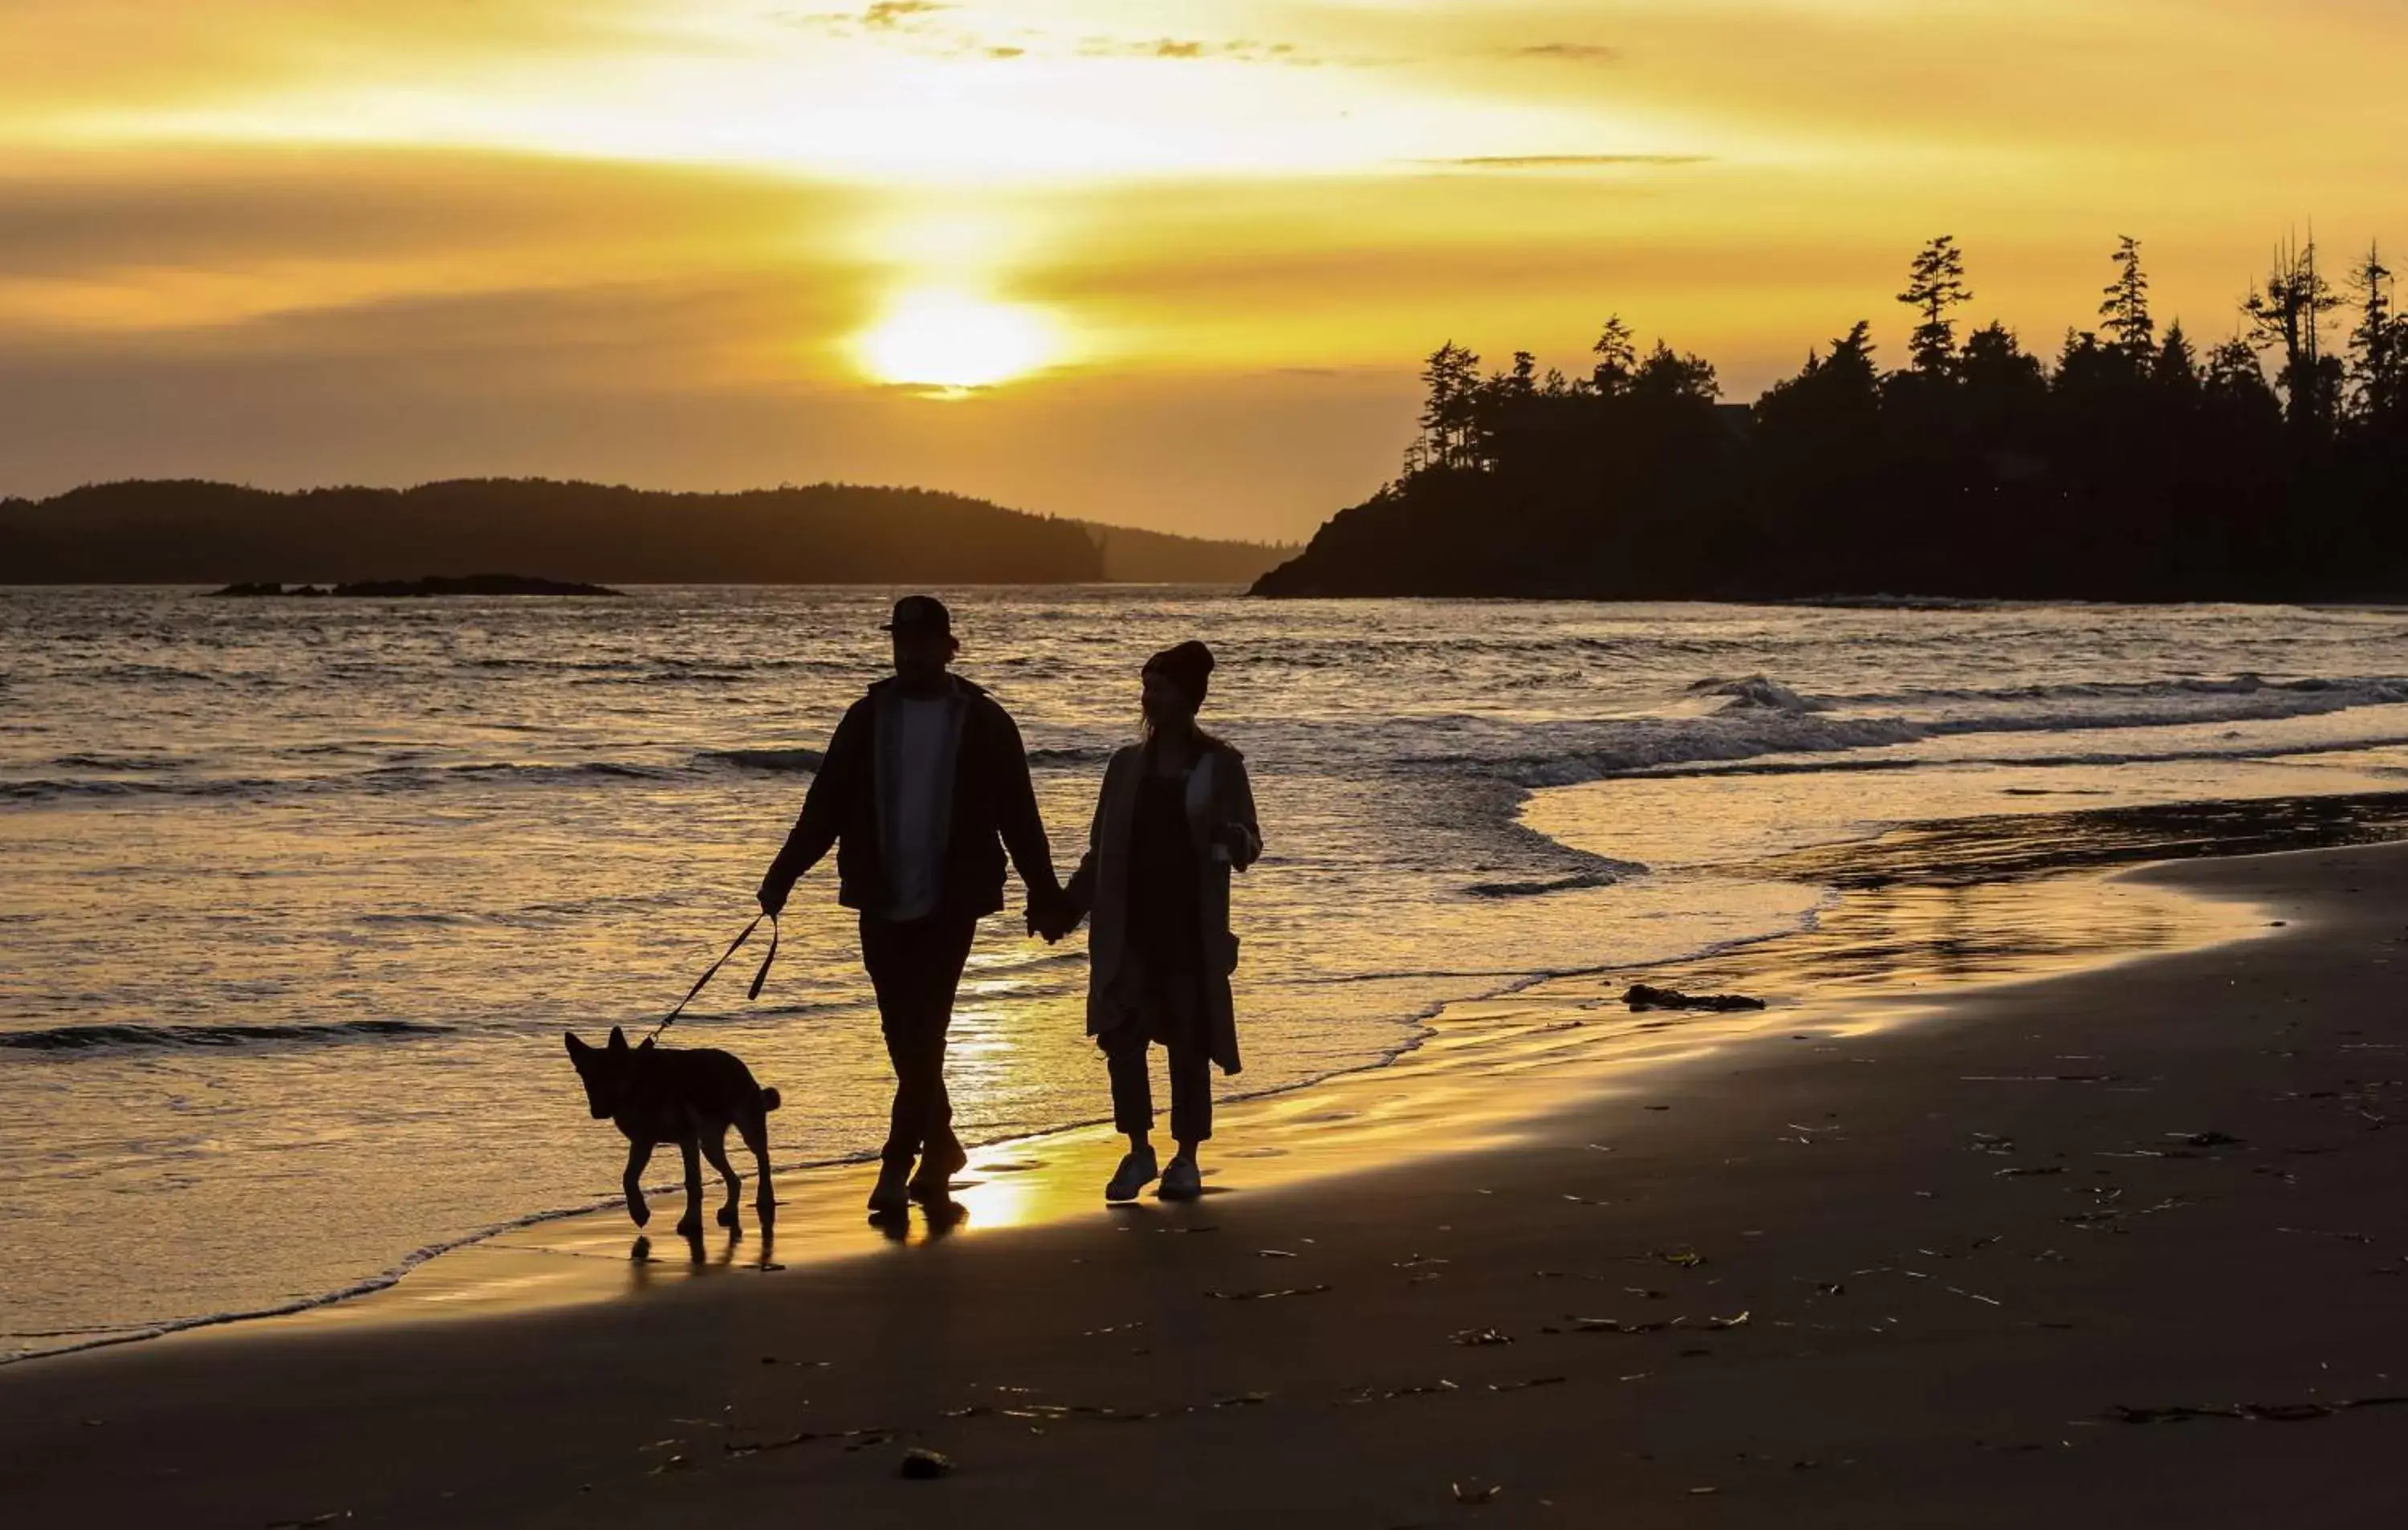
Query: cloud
782 1 947 33
1418 154 1711 170
862 0 946 26
1073 37 1314 64
1513 43 1622 63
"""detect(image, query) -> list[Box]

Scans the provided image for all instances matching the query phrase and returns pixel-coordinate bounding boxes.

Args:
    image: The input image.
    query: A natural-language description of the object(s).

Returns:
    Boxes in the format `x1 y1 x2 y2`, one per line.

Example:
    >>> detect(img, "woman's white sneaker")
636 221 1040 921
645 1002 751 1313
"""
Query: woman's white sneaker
1105 1146 1159 1202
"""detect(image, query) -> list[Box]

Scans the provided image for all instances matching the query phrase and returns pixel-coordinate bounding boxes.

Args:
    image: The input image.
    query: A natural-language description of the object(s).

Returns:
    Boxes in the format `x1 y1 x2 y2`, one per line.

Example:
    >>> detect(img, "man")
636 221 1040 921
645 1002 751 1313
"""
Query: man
757 595 1063 1214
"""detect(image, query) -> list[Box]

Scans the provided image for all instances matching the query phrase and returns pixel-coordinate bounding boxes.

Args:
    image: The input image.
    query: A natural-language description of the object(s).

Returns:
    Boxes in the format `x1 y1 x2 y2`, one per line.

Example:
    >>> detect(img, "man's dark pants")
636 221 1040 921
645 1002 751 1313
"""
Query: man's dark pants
859 911 980 1170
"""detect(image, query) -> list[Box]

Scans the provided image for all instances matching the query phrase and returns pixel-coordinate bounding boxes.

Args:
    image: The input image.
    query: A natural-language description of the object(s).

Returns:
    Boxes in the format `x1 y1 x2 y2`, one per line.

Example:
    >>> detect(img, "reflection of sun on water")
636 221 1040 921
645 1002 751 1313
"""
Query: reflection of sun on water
853 289 1059 393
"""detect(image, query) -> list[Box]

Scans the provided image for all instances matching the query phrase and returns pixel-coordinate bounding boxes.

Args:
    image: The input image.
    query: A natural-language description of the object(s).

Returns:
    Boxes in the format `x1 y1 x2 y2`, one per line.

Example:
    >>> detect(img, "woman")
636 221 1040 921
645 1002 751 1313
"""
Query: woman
1056 641 1261 1202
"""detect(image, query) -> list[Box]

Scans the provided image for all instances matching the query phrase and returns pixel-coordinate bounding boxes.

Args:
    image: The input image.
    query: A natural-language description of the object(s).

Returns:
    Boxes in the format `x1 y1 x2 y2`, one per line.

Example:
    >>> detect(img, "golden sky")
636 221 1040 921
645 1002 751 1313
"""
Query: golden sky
3 1 2405 540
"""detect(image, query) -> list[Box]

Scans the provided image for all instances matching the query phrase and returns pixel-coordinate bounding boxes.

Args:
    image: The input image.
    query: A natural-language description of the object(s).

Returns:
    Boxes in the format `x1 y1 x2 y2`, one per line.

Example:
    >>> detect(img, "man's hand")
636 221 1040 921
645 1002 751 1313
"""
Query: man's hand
1025 888 1076 943
757 880 788 918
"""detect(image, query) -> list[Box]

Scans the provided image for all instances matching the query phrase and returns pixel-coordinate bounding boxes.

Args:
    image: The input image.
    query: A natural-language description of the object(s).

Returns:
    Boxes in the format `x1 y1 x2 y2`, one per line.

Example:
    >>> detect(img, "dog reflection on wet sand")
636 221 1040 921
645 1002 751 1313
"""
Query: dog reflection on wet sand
564 1026 780 1238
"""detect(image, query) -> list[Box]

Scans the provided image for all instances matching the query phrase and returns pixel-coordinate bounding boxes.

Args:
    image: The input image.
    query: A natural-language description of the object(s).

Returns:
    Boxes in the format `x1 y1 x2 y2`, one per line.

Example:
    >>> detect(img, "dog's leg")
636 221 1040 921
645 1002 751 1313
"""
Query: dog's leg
702 1129 742 1229
622 1140 655 1228
739 1109 775 1222
674 1137 705 1239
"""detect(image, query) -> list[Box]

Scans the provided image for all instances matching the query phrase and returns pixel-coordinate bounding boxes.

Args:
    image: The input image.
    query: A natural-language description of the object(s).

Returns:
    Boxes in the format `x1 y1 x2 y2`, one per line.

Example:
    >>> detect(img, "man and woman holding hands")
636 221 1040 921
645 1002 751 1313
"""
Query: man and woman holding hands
755 596 1260 1213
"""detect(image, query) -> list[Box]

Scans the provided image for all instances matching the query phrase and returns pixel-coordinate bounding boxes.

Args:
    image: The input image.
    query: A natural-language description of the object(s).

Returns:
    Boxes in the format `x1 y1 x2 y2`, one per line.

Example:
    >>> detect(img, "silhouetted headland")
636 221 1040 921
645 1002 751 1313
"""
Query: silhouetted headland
1256 234 2408 601
0 478 1292 585
209 574 624 598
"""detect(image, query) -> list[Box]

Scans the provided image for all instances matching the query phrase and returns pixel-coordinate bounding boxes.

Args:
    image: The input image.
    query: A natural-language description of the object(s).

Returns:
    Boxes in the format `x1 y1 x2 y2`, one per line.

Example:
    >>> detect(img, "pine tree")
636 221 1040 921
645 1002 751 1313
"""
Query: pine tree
2243 236 2345 436
1898 236 1973 374
1631 341 1720 403
2153 323 2200 393
1591 315 1637 395
2100 236 2155 359
1416 342 1483 470
2348 242 2407 425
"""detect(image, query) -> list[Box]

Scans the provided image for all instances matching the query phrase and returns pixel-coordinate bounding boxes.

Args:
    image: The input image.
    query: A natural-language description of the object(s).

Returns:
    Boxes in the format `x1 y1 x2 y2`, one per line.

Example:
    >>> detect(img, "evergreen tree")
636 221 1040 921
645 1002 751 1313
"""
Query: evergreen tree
2244 237 2345 436
2154 323 2201 393
1898 236 1973 374
2348 243 2408 425
1416 342 1483 470
1631 341 1720 404
2100 236 2155 359
1958 321 2049 450
1591 315 1637 395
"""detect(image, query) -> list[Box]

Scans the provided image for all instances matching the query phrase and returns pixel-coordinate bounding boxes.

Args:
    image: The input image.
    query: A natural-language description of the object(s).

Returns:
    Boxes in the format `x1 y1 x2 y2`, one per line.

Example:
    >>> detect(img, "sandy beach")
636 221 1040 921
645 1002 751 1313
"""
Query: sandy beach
4 840 2404 1527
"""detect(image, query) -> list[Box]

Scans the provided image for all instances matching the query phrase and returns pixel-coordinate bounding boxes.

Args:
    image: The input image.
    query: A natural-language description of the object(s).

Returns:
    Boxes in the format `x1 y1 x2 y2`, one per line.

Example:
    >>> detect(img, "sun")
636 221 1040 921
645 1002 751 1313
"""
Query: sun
852 290 1060 391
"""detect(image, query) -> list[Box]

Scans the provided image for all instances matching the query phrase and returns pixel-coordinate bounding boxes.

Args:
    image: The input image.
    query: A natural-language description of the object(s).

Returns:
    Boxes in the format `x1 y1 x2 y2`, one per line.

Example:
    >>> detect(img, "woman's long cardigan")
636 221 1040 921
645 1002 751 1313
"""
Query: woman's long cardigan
1064 743 1261 1075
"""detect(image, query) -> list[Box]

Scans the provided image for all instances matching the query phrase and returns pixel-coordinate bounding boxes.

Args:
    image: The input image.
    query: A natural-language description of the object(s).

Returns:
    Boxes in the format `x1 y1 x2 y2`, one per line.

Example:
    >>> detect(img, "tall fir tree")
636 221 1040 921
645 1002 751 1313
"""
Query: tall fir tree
2101 236 2156 360
1898 236 1974 374
2348 242 2408 425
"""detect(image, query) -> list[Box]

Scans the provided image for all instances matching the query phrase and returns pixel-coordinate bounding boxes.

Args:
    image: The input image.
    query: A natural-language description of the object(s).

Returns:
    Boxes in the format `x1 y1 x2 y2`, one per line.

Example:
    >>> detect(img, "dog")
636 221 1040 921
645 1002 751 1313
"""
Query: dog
564 1026 781 1237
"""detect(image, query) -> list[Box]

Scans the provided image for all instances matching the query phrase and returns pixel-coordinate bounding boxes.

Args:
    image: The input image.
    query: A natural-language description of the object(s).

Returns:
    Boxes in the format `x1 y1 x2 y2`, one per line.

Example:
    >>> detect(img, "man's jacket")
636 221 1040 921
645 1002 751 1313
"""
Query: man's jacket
759 675 1057 922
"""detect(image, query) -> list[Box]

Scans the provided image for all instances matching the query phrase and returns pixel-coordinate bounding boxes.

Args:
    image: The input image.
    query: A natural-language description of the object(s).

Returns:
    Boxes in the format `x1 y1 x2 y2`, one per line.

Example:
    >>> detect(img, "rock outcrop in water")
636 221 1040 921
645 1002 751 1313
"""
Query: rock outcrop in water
1255 234 2408 602
209 575 623 598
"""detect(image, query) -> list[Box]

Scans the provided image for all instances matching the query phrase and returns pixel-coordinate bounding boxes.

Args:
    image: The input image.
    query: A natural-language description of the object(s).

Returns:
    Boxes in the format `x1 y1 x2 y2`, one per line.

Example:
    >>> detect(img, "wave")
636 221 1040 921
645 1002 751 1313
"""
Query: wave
47 752 182 772
1605 730 2408 783
699 747 824 773
0 1018 450 1052
1464 871 1621 898
1690 674 1832 714
1461 714 1929 787
1453 673 2408 790
2 759 678 804
1834 672 2408 722
1027 744 1117 766
1 775 283 803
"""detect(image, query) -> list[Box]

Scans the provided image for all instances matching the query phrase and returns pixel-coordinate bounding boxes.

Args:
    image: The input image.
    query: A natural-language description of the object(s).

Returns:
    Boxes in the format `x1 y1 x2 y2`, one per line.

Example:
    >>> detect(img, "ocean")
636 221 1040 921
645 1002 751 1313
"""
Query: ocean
9 587 2408 1361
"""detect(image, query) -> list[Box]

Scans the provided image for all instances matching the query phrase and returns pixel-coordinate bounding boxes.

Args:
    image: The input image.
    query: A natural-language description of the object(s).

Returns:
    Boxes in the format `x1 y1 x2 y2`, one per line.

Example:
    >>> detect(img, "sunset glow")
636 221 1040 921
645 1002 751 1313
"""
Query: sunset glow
854 290 1062 392
5 2 2408 539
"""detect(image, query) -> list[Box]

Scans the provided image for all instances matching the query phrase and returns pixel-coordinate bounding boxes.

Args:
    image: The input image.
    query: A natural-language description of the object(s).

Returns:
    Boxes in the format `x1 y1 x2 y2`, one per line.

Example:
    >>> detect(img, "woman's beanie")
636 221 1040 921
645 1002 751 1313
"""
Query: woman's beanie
1143 640 1214 710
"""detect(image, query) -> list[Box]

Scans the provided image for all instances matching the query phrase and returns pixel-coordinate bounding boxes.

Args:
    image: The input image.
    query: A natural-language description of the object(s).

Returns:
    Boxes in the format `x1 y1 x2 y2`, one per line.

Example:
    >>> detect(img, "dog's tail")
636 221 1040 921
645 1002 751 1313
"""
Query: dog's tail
760 1086 783 1113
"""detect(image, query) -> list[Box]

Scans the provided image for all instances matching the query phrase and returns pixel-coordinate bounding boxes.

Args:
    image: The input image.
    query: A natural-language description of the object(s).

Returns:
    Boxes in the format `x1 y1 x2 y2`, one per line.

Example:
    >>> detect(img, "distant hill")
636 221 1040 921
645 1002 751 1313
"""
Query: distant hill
0 478 1293 586
1084 522 1296 584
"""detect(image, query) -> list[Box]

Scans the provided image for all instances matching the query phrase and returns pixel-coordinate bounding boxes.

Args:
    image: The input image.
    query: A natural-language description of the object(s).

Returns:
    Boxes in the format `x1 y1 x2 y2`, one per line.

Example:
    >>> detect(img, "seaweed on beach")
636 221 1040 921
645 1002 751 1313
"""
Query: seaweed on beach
1624 983 1767 1012
1204 1284 1332 1301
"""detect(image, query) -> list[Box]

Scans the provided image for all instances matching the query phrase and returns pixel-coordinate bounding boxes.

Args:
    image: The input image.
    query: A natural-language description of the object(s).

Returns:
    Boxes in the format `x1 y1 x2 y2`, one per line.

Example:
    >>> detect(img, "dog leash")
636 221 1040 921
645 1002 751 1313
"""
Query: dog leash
644 912 779 1043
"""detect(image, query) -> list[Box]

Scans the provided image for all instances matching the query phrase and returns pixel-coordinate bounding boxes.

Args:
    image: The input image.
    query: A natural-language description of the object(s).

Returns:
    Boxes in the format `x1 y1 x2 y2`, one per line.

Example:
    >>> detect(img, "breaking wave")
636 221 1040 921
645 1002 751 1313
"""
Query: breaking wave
0 1019 451 1052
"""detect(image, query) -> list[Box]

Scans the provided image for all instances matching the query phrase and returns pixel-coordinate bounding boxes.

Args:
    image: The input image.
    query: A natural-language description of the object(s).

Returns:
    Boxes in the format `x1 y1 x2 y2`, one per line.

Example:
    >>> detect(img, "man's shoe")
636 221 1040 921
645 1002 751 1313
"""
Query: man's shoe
867 1162 911 1215
1104 1146 1159 1202
1157 1154 1203 1202
910 1141 969 1200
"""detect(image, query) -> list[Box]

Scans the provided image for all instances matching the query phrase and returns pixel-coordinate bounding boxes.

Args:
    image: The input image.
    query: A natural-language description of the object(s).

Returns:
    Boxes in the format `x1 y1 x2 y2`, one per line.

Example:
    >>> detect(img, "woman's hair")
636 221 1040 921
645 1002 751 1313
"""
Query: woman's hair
1141 706 1226 756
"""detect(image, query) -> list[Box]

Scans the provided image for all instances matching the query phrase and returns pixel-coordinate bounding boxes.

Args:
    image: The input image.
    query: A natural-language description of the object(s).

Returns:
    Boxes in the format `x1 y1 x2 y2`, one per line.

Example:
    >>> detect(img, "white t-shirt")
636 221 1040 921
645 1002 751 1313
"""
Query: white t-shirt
885 696 955 921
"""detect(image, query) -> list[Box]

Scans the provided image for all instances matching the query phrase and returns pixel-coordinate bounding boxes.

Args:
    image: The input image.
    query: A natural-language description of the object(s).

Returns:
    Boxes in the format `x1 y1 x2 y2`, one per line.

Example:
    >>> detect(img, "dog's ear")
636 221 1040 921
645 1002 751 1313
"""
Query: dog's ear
564 1031 588 1056
608 1025 627 1052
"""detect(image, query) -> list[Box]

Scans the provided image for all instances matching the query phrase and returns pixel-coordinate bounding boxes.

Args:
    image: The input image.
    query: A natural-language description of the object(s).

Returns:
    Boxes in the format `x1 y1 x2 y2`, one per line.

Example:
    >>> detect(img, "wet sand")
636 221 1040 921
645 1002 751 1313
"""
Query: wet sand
6 844 2406 1527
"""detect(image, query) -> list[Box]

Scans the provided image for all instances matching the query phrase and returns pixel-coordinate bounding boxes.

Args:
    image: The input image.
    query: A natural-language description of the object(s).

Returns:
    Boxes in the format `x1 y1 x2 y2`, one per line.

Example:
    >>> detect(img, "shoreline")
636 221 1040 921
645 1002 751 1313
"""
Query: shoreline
6 844 2406 1524
9 819 2276 1365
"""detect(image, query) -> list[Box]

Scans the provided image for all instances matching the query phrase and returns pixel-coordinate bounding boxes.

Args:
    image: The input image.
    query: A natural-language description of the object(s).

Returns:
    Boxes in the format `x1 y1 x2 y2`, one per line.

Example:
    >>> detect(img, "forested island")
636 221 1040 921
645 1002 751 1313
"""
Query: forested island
1255 236 2408 600
0 479 1291 586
